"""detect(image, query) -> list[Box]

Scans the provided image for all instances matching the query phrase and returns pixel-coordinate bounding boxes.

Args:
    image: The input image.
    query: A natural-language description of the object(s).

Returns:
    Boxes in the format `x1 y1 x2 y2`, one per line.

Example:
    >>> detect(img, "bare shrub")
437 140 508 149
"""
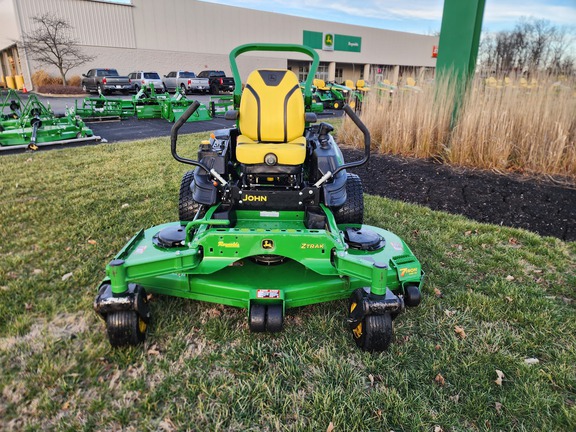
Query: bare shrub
31 70 53 87
68 75 81 87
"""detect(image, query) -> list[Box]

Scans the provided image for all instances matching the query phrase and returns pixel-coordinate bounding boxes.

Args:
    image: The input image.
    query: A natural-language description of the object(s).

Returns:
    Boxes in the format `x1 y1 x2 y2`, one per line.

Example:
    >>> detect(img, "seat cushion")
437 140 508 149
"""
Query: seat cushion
236 135 306 165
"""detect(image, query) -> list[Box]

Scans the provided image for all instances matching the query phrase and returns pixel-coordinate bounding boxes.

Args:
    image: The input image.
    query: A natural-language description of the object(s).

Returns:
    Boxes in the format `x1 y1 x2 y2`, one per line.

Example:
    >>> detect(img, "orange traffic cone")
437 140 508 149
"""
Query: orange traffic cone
22 86 28 93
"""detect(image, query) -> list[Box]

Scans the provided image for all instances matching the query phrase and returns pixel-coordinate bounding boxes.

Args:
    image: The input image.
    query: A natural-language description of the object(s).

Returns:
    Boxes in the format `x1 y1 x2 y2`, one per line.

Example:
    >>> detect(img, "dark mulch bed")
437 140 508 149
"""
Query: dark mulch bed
342 148 576 242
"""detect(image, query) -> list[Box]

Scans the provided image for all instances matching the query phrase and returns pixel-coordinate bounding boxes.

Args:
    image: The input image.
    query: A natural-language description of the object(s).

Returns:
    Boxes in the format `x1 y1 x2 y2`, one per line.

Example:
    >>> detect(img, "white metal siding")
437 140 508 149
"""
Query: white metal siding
15 0 136 48
13 0 438 87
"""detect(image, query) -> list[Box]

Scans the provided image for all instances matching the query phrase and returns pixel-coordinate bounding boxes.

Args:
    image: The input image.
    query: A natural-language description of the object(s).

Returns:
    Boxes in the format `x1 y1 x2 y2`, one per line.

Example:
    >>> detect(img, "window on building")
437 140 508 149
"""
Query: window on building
298 65 309 82
335 68 343 80
316 64 329 81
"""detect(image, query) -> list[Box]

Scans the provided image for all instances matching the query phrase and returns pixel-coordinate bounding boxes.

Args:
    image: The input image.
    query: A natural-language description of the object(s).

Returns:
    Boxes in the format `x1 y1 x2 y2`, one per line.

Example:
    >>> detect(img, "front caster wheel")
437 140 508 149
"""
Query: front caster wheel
106 310 147 347
404 285 421 307
349 289 393 352
249 303 266 332
352 313 393 352
266 304 283 333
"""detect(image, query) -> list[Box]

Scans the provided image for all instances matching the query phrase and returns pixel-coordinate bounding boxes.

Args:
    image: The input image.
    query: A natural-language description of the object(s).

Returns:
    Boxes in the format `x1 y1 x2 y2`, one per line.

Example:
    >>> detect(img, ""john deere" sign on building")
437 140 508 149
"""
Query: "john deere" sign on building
303 31 362 53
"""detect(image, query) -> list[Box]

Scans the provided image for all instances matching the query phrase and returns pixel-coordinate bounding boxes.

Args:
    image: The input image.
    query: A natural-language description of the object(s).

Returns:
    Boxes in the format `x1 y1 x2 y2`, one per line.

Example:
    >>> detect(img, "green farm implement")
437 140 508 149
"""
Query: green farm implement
161 88 212 123
74 92 135 121
208 95 234 117
94 44 423 352
0 90 97 150
134 84 168 119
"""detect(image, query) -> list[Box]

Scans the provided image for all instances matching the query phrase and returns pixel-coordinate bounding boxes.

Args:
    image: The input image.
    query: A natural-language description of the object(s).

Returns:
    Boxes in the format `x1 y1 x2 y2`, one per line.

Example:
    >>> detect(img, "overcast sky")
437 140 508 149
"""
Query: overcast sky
199 0 576 49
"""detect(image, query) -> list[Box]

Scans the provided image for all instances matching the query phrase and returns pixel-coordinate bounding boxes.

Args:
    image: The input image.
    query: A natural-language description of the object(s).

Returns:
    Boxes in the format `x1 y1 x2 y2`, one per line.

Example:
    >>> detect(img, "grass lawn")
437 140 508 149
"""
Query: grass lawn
0 135 575 431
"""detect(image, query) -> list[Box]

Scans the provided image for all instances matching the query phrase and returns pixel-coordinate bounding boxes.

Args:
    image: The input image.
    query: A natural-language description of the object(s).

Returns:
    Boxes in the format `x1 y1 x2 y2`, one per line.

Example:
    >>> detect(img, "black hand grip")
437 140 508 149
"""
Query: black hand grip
331 105 371 177
170 101 210 170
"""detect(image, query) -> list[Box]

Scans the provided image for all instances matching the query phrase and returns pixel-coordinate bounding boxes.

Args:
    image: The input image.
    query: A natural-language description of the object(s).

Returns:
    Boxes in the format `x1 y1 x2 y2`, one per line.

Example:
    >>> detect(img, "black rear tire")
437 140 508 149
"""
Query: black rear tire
179 170 205 222
334 173 364 225
106 311 147 347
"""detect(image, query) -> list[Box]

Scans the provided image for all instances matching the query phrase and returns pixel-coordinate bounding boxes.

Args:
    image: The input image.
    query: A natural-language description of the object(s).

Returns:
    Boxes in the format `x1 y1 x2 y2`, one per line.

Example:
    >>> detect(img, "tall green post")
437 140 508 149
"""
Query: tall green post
436 0 486 126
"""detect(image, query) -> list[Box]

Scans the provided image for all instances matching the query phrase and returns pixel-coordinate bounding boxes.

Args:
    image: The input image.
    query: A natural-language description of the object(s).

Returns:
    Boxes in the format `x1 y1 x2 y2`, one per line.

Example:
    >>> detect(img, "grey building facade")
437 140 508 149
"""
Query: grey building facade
0 0 438 90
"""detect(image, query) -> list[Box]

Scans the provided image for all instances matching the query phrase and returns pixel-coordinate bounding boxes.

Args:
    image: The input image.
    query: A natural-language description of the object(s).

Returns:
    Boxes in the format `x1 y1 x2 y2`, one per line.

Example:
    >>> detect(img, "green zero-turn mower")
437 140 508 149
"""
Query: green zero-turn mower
94 43 424 352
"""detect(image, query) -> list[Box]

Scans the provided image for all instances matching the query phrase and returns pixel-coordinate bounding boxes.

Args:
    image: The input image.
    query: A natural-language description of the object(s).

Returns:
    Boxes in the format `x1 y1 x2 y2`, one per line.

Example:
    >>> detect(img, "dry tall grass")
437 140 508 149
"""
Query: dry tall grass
341 75 576 180
31 70 63 87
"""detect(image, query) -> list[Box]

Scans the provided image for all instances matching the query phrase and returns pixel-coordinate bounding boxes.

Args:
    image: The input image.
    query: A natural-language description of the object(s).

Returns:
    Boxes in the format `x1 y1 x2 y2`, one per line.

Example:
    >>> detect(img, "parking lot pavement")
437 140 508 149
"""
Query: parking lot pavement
89 116 236 142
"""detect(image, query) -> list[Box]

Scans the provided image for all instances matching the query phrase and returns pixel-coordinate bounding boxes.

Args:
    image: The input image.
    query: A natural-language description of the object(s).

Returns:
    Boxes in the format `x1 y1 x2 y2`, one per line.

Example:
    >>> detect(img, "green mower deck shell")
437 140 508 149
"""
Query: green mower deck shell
0 120 93 146
105 205 422 309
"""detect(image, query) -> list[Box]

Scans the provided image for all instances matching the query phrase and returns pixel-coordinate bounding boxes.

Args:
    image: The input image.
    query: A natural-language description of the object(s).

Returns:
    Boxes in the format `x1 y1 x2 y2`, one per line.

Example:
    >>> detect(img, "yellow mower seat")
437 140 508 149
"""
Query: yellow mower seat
313 78 330 91
356 79 370 92
237 69 307 166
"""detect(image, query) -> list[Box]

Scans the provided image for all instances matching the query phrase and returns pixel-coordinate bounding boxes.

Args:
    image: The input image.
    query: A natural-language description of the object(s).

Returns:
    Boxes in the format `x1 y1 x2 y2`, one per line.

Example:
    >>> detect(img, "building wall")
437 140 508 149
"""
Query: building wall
6 0 438 89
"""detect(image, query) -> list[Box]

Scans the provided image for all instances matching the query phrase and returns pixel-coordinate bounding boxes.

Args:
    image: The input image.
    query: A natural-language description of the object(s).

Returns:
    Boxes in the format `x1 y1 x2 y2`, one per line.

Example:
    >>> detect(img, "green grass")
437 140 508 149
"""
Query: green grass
1 135 575 431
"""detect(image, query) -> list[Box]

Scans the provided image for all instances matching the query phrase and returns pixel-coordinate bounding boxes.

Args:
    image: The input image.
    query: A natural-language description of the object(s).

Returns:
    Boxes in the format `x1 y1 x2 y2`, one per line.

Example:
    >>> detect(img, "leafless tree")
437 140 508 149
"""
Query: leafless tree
479 18 575 76
18 13 94 86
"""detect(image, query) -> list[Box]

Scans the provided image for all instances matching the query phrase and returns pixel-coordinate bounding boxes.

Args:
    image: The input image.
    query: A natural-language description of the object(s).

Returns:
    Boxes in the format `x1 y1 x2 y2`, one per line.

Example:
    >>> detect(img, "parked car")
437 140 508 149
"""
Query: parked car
197 70 235 94
81 68 132 95
162 71 209 94
128 71 165 93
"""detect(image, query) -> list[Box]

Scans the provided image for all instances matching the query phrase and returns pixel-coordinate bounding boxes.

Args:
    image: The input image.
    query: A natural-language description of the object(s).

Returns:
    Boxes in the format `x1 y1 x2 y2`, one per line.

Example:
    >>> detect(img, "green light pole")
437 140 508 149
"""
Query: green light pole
436 0 486 127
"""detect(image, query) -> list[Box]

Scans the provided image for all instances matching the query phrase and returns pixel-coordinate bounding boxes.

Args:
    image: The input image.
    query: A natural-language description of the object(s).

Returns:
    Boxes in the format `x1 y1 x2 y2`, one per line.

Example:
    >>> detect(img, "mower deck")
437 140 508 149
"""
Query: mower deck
99 208 421 311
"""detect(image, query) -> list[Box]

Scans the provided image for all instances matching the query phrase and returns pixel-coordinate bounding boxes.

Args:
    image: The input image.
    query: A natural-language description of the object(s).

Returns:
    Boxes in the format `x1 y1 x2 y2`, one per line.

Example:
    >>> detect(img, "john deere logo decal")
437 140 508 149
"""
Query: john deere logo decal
262 239 274 250
323 32 334 51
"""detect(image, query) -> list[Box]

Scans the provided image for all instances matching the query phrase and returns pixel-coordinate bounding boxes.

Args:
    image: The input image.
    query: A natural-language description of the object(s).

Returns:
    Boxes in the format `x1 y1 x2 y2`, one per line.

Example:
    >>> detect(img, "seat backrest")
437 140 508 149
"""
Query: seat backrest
356 79 366 88
406 77 416 86
313 78 326 89
345 79 355 89
239 69 304 143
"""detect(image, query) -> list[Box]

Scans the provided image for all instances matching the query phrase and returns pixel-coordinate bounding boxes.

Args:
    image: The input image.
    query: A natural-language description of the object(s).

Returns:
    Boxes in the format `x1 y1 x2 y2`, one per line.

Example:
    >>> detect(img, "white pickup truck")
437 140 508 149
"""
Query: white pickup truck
162 71 210 94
